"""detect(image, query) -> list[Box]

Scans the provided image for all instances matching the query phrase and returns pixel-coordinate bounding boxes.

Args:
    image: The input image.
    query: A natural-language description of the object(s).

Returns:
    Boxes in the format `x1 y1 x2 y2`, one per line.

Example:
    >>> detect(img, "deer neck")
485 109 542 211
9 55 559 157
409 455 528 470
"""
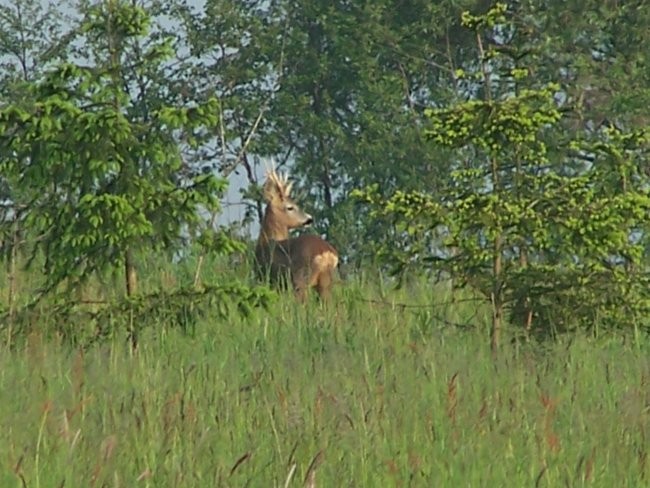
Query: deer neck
258 207 289 246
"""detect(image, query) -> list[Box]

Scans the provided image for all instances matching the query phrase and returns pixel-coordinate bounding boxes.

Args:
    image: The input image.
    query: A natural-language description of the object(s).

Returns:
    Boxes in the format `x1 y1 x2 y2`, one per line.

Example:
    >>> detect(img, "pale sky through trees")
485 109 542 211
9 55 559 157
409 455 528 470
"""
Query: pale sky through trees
168 0 259 234
4 0 260 234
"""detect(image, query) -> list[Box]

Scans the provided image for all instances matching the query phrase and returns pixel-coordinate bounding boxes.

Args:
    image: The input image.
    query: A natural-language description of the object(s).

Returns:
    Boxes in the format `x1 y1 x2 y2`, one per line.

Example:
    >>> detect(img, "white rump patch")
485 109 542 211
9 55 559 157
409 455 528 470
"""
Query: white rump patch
313 251 339 271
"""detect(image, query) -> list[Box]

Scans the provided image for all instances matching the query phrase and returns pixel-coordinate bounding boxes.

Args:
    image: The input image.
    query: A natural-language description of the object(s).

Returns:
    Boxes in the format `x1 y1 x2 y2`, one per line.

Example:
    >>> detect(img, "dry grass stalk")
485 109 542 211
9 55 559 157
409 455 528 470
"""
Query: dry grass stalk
230 451 252 476
284 463 297 488
303 450 324 487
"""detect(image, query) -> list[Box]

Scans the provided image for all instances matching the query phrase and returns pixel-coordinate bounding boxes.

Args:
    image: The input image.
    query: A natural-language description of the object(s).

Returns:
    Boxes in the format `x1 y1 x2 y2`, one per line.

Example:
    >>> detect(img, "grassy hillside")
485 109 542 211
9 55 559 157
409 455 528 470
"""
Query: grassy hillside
0 256 648 486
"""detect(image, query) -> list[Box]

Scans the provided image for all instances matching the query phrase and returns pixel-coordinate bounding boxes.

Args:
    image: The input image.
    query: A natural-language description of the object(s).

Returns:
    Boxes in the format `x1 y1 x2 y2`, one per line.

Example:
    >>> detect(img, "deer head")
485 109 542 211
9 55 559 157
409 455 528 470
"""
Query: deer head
260 169 313 241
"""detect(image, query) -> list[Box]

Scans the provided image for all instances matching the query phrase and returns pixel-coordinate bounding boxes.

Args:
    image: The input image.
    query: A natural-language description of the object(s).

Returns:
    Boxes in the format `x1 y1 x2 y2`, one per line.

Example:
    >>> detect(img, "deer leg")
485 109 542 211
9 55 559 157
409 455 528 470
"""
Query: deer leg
292 270 309 302
294 287 307 302
315 270 332 302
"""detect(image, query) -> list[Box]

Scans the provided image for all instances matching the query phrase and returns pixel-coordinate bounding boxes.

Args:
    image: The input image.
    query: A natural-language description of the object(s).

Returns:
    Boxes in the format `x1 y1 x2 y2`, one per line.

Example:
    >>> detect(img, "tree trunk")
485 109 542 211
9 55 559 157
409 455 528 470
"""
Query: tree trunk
6 222 18 344
319 136 333 209
124 248 138 351
519 246 533 331
124 248 137 297
491 234 503 354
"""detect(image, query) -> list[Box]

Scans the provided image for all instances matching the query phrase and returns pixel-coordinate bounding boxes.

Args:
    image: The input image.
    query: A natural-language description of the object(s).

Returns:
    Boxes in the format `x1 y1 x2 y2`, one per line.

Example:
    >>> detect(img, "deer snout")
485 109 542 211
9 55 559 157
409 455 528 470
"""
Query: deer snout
304 214 314 226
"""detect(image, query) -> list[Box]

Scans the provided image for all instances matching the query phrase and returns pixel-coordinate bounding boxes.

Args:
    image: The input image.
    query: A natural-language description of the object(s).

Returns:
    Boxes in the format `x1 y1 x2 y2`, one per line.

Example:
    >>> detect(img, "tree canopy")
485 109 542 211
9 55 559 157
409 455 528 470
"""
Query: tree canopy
1 0 649 345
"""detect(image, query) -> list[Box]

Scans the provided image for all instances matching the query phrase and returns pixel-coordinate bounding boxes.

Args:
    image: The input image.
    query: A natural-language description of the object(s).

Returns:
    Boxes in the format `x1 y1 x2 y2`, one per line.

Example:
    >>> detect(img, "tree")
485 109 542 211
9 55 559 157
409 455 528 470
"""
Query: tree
0 0 77 318
354 3 650 349
508 0 650 131
265 0 481 264
180 0 488 266
0 0 72 87
0 1 224 297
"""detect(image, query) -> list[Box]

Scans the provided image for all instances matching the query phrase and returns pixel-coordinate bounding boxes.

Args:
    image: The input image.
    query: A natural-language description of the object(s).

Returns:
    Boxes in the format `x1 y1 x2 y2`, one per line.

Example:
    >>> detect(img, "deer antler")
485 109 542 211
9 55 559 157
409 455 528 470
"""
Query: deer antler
264 159 293 199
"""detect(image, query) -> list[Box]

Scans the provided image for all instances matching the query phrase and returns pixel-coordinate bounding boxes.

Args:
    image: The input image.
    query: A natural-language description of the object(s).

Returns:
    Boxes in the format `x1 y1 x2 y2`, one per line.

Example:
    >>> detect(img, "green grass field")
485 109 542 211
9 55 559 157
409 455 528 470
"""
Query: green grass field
0 258 648 487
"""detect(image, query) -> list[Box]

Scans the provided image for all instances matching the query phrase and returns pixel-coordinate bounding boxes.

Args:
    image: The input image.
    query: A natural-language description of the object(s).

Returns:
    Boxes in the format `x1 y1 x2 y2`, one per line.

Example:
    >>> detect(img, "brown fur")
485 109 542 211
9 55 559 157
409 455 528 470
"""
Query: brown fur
255 169 338 301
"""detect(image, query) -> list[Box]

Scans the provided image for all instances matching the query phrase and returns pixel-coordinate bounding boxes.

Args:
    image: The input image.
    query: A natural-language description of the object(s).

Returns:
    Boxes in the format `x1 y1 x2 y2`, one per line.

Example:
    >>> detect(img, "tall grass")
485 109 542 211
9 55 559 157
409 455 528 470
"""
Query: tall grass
0 255 648 486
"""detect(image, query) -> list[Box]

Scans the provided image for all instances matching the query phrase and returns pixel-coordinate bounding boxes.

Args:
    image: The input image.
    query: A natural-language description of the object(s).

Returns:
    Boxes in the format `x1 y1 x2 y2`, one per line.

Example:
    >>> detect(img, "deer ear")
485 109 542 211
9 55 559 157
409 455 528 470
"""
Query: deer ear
263 178 280 203
263 172 287 203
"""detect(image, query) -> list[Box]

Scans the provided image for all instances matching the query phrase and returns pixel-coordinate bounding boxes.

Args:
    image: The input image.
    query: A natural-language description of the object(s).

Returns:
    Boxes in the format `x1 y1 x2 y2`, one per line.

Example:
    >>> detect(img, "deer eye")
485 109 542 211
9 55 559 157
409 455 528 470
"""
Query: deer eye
286 205 295 211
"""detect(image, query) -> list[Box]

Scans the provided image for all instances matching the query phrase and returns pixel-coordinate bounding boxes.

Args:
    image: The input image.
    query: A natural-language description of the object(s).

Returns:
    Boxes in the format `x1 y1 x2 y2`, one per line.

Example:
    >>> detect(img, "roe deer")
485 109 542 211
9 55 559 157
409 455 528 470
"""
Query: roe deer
255 168 338 301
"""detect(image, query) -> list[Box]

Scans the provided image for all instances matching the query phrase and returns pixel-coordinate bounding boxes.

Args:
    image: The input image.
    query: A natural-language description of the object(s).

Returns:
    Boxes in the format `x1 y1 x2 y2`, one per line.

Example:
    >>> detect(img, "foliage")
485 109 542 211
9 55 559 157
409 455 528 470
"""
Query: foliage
510 0 650 130
354 4 650 340
1 282 272 347
2 0 650 342
0 0 75 268
0 0 70 86
0 1 226 294
178 0 483 263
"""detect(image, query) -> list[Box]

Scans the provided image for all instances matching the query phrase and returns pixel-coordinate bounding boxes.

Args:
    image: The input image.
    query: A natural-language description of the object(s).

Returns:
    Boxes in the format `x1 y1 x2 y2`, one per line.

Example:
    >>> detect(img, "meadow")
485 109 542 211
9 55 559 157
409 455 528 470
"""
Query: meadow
0 256 648 487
